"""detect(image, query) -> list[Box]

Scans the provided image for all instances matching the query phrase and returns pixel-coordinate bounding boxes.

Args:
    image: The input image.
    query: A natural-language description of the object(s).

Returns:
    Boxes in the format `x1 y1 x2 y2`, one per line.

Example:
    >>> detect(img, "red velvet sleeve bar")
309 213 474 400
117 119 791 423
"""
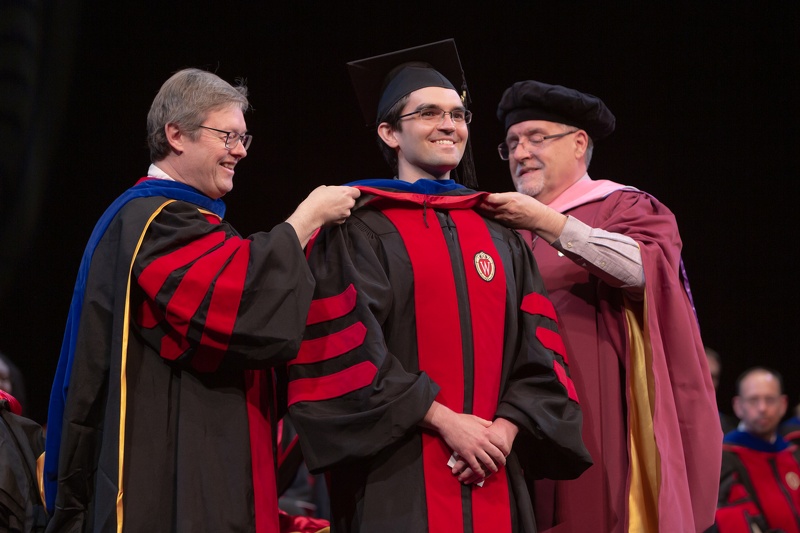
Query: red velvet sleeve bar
521 292 578 402
137 229 250 371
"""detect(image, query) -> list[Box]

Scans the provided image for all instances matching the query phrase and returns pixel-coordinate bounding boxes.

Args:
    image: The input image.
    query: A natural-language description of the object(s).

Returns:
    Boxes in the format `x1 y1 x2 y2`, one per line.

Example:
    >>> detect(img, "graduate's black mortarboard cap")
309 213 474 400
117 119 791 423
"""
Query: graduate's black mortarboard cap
497 80 616 140
347 39 469 127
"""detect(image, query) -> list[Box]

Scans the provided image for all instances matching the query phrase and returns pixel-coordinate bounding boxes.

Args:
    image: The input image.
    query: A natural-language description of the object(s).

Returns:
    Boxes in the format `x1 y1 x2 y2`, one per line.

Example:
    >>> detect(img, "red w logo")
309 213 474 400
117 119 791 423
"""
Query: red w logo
474 251 495 282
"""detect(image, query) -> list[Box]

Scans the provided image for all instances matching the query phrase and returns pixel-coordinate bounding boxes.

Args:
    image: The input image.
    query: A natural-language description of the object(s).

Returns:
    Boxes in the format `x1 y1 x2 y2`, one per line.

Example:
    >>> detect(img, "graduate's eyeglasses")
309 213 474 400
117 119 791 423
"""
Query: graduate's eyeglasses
198 125 253 150
498 130 577 160
398 106 472 125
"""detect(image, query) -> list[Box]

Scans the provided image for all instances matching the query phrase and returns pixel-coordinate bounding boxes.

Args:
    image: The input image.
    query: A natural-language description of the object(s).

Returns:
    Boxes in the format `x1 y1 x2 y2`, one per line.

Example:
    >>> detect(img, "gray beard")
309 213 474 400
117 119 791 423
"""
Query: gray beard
516 179 544 199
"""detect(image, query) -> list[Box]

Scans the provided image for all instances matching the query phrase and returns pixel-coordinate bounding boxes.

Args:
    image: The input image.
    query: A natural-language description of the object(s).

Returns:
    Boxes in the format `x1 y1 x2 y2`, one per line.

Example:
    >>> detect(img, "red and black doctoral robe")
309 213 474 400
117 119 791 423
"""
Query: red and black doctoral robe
714 430 800 533
288 181 591 533
46 179 314 532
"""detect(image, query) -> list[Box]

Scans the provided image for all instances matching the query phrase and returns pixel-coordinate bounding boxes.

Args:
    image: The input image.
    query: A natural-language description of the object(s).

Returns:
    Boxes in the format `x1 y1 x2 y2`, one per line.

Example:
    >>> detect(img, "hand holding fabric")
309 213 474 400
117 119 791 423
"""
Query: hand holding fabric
287 185 361 247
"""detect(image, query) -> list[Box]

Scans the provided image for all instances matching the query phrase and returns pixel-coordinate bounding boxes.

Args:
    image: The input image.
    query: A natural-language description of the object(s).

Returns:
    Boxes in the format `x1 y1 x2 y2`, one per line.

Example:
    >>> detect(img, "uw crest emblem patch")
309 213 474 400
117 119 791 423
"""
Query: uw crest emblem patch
474 251 495 282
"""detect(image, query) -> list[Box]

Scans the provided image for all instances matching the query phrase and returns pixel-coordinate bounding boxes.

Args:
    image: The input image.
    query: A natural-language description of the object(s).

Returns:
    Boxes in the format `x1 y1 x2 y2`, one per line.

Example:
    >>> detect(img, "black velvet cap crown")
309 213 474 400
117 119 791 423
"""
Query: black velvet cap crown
497 80 616 140
347 39 469 126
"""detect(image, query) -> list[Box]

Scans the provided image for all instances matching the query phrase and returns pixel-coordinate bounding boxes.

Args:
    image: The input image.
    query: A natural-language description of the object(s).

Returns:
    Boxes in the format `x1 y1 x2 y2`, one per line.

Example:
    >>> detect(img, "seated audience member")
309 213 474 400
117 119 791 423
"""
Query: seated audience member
705 347 739 434
0 389 47 530
712 367 800 533
0 350 29 417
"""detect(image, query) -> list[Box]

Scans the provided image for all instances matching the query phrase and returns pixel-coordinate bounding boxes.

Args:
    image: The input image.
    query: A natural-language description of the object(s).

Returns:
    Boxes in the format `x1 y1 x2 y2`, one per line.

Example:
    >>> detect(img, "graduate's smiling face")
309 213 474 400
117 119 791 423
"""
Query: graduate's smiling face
378 86 467 182
170 105 248 199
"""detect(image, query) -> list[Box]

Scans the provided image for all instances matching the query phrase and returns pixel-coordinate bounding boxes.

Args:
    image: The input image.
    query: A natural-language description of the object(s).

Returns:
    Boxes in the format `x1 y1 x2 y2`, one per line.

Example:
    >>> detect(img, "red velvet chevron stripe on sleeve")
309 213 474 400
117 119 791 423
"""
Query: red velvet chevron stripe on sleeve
288 361 378 406
290 322 367 366
306 284 357 325
520 291 559 324
521 292 577 401
192 240 251 372
536 327 568 364
137 298 163 329
552 361 579 403
164 238 244 331
138 232 225 296
137 230 251 371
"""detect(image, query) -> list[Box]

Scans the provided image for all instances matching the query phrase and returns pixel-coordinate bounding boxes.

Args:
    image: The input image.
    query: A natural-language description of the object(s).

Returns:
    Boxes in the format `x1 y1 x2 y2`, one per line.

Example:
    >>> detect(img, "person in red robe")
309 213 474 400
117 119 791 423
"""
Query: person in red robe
43 67 359 532
713 367 800 533
288 41 591 533
480 80 721 532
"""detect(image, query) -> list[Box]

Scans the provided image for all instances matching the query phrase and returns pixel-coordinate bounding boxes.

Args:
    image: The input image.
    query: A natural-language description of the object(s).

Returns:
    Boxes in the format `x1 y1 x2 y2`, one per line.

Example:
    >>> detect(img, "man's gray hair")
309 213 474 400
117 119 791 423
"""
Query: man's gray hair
147 68 249 162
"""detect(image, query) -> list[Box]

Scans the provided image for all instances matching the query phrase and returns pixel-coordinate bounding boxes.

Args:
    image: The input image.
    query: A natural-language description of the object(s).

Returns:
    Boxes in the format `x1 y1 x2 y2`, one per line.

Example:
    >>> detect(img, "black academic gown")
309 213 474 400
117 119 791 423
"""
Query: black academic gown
0 392 47 532
46 179 314 532
288 181 591 533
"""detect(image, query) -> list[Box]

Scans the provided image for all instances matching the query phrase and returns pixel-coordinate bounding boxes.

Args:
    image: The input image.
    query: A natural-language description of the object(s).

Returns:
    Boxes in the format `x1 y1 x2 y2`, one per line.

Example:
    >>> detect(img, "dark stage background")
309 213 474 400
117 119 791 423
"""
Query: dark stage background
1 2 797 425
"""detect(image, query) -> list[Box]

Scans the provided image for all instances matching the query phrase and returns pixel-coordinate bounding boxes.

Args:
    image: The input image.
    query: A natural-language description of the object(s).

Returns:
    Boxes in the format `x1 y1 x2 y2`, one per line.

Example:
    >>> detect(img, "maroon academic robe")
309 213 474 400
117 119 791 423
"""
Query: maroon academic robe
525 182 721 532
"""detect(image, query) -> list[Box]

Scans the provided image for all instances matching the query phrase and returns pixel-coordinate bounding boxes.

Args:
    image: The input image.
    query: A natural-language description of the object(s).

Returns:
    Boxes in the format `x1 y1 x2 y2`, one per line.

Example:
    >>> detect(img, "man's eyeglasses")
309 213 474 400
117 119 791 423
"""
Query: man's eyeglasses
739 395 783 408
497 130 577 160
198 125 253 150
399 107 473 125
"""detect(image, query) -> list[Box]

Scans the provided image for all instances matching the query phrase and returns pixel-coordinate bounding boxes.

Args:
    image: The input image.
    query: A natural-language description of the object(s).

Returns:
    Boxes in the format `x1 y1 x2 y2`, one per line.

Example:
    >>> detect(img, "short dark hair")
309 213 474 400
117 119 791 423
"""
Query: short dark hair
376 94 410 174
735 366 784 396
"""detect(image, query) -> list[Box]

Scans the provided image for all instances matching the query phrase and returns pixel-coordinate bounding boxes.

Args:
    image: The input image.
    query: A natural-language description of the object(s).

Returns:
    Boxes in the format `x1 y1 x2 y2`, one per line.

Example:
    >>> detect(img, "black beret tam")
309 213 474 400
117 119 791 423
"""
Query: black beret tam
347 39 469 126
497 80 615 140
